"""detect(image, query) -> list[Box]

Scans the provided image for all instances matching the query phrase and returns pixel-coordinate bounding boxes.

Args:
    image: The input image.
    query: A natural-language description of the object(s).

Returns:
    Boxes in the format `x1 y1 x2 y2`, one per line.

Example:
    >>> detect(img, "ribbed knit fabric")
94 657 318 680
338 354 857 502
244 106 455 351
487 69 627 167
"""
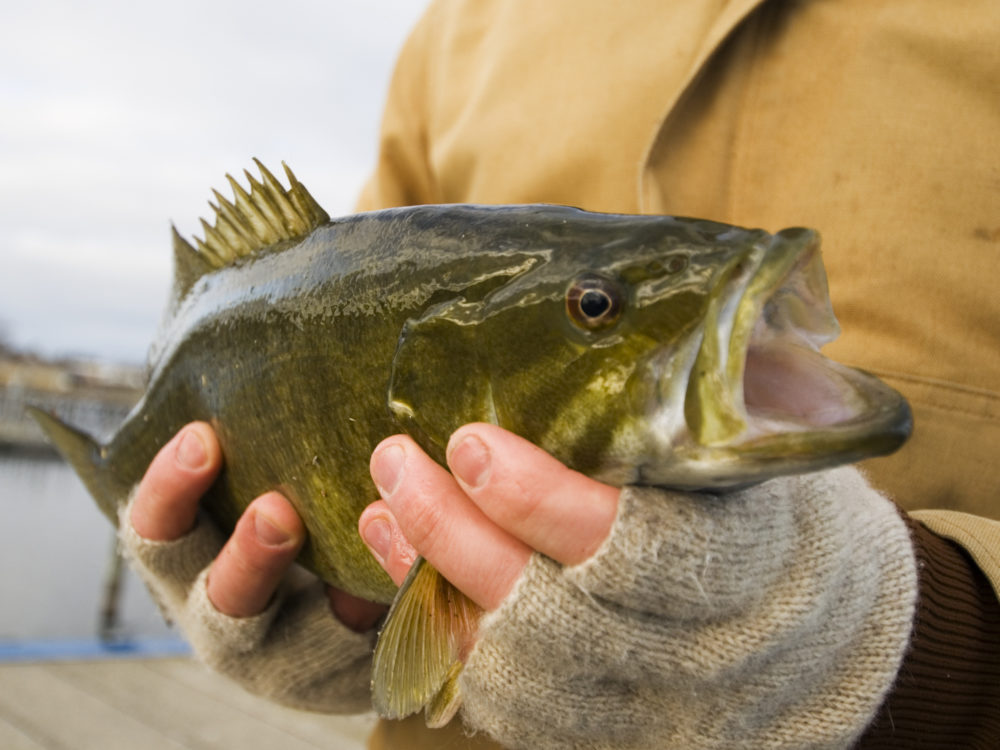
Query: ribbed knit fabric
856 519 1000 748
367 512 1000 749
459 468 917 750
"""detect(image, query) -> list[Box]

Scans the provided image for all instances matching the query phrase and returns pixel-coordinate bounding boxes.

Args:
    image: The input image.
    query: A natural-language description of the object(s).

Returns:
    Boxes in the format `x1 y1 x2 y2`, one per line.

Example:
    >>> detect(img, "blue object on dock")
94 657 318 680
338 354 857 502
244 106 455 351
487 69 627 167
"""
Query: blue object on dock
0 637 191 662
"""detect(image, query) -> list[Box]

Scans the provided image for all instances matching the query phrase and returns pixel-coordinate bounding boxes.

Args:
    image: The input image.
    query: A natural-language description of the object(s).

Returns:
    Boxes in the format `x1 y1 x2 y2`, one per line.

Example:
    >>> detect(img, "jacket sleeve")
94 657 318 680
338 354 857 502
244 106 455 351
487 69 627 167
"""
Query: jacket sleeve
856 513 1000 746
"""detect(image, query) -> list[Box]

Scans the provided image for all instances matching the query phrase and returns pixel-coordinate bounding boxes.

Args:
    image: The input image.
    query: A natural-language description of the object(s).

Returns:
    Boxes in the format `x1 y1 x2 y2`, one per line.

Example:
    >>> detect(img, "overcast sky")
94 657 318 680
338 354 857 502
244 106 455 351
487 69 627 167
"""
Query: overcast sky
0 0 429 364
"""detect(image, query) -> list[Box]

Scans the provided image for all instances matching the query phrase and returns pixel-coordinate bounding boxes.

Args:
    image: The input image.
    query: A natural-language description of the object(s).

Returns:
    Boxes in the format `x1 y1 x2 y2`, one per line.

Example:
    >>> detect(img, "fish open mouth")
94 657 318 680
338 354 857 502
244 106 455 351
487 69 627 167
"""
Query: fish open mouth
678 227 911 484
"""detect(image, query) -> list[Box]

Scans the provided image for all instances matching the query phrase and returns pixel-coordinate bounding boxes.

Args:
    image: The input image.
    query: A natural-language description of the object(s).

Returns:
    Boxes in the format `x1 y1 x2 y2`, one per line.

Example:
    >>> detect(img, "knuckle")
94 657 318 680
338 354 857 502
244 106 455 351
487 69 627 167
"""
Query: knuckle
230 515 286 576
132 462 197 540
478 563 520 610
395 489 446 553
500 473 548 527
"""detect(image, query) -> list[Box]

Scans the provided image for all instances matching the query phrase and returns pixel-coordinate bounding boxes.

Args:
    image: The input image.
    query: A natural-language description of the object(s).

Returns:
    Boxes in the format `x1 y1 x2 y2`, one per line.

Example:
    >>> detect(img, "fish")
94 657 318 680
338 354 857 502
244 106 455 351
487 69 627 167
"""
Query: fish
31 161 911 727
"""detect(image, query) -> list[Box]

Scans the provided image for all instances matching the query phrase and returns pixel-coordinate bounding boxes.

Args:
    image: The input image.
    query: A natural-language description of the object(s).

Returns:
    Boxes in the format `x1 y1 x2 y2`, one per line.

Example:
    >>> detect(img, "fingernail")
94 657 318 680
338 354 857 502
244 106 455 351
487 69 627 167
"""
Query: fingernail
176 429 208 470
254 509 293 547
361 518 392 565
371 443 405 496
449 433 491 488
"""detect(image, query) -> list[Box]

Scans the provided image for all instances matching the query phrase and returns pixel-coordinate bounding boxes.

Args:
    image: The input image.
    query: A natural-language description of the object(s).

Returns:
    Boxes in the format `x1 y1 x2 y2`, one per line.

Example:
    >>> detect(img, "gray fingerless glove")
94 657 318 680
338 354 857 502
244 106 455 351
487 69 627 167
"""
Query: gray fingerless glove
118 496 375 713
460 467 917 750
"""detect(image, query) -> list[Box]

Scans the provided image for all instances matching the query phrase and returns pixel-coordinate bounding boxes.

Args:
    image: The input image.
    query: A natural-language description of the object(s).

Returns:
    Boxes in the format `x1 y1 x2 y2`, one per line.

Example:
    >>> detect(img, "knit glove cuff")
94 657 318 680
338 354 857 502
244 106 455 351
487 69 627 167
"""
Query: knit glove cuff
118 494 375 713
461 467 917 750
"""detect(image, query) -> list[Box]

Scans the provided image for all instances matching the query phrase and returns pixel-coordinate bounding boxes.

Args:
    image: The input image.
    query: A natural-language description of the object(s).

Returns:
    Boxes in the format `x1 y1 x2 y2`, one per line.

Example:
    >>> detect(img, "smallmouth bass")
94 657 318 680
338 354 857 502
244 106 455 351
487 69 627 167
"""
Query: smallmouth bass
32 161 910 726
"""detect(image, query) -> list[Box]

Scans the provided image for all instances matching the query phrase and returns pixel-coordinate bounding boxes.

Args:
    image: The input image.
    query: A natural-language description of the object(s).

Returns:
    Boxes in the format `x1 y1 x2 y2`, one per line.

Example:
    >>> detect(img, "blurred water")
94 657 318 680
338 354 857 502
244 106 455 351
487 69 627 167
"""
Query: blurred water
0 451 179 648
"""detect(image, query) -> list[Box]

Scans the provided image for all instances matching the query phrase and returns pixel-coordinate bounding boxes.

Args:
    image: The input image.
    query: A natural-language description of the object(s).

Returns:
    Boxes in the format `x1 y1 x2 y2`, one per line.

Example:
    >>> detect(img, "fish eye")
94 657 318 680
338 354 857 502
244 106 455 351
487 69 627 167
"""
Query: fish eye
566 274 624 330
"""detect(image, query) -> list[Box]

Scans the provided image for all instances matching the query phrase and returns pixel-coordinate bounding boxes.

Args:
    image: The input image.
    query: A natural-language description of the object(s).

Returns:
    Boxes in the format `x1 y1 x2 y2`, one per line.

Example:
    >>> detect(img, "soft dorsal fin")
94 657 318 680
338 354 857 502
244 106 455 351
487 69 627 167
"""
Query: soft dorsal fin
190 159 330 269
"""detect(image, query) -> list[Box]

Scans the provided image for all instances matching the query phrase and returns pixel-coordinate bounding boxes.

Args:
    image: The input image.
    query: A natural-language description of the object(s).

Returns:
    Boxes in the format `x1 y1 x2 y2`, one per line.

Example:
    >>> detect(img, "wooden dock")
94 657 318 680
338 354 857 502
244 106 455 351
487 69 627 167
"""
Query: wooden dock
0 657 377 749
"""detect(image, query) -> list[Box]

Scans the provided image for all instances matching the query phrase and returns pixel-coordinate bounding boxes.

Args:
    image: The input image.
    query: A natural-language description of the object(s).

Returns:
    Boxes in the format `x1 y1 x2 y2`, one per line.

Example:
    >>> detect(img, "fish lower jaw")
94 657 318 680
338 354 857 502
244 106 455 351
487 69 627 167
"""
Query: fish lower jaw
679 230 911 473
642 342 911 491
741 342 867 436
701 344 910 486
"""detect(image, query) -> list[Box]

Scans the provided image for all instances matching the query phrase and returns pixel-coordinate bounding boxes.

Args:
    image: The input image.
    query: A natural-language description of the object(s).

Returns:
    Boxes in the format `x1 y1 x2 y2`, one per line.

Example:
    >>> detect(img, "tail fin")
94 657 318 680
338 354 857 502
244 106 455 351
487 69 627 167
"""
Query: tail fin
27 407 125 525
371 557 483 728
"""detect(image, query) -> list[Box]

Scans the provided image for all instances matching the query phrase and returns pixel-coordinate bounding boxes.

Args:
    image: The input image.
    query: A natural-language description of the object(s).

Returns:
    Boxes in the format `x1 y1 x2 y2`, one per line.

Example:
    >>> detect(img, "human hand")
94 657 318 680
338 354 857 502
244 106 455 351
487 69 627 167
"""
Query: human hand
361 422 619 608
119 422 379 712
128 421 385 629
362 424 919 749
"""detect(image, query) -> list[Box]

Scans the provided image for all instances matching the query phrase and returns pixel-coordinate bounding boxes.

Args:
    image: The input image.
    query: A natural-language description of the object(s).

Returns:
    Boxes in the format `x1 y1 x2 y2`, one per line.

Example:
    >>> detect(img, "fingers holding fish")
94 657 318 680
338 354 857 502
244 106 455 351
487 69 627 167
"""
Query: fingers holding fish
369 435 532 611
357 500 418 586
206 491 306 617
130 422 304 617
446 424 619 566
130 422 222 541
35 170 921 726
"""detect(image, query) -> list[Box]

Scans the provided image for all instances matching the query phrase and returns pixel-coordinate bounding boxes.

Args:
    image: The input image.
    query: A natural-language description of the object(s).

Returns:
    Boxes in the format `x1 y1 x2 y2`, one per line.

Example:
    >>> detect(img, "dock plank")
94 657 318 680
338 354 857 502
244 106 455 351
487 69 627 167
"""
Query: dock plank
0 663 189 750
0 658 375 750
53 660 326 750
144 658 377 746
0 717 48 750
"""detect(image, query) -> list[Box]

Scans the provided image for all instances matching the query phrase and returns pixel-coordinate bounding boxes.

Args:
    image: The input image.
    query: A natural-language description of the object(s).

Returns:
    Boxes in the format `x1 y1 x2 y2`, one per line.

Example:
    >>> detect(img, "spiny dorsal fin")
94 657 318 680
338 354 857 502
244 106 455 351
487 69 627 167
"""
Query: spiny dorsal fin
171 224 213 300
192 159 330 268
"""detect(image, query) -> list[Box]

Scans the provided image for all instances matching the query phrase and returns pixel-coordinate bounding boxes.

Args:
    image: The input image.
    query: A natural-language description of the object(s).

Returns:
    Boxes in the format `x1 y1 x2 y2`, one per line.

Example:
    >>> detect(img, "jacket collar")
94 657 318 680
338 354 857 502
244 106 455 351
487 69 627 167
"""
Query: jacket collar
638 0 769 210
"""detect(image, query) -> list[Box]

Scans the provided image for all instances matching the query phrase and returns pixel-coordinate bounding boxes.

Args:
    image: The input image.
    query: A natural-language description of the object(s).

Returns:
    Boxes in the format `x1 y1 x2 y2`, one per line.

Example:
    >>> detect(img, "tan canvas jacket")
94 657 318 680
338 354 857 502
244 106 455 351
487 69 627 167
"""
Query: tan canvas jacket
356 0 1000 746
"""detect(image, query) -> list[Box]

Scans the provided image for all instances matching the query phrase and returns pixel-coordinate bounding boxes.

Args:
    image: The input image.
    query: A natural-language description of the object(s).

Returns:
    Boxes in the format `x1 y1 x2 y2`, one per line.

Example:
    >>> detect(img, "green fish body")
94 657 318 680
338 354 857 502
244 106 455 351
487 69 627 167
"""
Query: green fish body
32 162 911 726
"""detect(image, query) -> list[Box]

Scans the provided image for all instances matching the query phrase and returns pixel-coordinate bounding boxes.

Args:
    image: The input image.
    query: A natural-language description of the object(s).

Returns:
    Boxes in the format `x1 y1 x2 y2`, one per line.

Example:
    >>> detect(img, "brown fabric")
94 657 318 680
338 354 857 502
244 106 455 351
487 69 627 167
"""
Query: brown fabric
858 518 1000 748
912 510 1000 600
358 0 1000 524
636 0 1000 521
356 0 1000 746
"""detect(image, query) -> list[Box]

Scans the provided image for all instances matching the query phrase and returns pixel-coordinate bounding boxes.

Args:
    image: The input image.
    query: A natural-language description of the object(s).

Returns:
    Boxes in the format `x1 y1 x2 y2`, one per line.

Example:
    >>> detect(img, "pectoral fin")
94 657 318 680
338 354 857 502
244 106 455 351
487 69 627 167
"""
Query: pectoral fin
425 661 465 728
371 558 482 726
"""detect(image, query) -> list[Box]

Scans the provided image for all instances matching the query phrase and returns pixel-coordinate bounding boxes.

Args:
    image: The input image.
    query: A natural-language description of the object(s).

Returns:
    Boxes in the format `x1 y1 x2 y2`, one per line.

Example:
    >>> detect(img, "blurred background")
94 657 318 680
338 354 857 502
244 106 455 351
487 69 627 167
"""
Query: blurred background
0 0 429 658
